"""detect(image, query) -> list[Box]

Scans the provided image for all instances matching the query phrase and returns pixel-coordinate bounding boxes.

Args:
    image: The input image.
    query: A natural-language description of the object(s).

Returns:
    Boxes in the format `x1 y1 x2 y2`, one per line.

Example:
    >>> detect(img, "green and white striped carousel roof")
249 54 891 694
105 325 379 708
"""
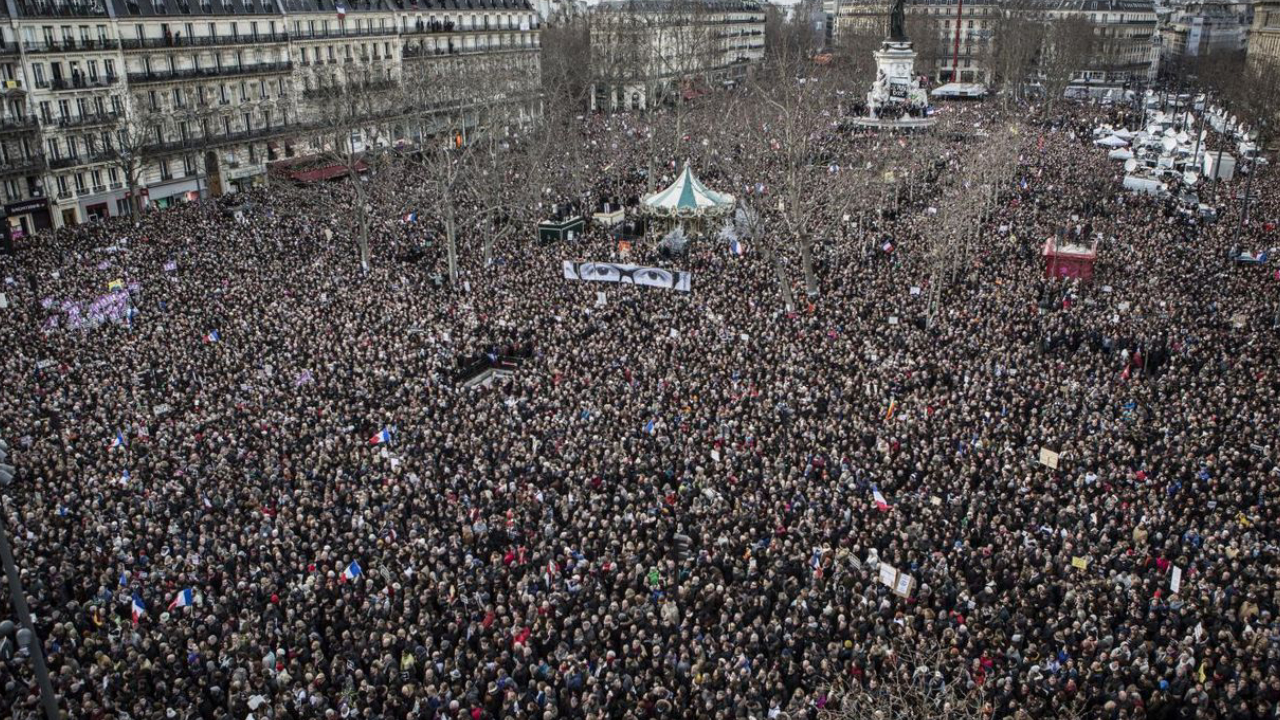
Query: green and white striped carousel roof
642 163 735 217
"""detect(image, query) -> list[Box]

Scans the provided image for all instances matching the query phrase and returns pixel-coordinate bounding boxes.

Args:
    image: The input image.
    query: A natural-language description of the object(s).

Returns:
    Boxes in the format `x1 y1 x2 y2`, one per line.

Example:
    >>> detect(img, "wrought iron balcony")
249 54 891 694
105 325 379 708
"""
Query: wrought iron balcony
127 61 293 85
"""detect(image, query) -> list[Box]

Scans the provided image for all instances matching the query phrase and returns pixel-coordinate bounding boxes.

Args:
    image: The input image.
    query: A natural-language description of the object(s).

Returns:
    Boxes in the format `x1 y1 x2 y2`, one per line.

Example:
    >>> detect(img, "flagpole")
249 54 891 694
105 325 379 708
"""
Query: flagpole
0 500 62 720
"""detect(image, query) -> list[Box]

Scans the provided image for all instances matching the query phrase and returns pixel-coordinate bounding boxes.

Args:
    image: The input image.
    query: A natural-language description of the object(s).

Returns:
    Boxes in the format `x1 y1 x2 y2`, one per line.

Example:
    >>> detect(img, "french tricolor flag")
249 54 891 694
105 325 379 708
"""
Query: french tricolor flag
204 329 220 343
340 560 363 583
402 211 418 223
871 485 890 512
730 239 744 256
110 432 127 449
131 594 146 625
168 588 195 611
369 428 392 445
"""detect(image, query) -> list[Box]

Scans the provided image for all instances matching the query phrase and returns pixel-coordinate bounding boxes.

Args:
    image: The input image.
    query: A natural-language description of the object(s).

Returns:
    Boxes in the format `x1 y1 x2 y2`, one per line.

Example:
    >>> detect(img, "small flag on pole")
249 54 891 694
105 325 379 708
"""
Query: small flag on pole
204 330 220 343
336 2 347 17
340 560 363 583
730 239 744 256
131 593 146 625
168 588 195 611
401 211 418 223
882 241 894 254
110 432 127 449
369 428 392 445
872 485 890 512
884 398 898 421
644 419 655 435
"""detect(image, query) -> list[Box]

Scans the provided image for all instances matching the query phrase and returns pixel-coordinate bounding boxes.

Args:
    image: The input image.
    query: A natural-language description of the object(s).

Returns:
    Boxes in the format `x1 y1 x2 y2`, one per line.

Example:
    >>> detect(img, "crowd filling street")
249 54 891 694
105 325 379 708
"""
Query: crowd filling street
0 95 1278 720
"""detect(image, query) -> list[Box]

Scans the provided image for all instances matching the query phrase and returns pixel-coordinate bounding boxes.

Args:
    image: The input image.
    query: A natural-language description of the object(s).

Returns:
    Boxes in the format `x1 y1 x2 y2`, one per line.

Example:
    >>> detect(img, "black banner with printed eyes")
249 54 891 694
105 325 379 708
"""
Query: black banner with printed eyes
562 261 692 293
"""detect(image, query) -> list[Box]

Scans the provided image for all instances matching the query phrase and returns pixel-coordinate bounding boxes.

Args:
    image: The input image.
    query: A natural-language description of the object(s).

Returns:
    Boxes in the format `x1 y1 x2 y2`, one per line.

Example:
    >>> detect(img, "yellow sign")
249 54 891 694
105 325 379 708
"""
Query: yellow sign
107 278 125 291
1071 556 1089 570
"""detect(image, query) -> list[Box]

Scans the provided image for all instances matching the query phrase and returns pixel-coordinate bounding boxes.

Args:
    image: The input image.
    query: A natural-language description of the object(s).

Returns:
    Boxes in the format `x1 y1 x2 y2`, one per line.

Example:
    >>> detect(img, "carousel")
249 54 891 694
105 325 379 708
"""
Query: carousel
640 163 735 249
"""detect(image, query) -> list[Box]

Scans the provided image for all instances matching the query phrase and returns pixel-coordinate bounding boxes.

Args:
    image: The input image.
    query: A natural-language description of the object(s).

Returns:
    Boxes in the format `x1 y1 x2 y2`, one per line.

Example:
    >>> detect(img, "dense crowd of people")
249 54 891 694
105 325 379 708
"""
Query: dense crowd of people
0 92 1277 720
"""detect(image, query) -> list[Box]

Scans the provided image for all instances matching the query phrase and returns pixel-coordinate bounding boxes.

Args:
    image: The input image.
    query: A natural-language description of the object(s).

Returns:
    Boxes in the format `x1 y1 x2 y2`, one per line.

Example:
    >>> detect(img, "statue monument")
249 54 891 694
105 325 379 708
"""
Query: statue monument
850 0 935 129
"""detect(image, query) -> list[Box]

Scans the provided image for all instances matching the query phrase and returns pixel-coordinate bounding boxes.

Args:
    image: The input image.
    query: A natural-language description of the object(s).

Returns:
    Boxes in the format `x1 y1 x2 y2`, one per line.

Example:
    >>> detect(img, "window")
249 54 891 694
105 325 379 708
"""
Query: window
46 138 60 160
92 169 103 188
104 59 116 79
32 64 46 86
111 96 123 114
184 155 197 174
173 87 184 108
148 90 159 111
160 159 172 180
109 167 119 183
242 111 251 131
56 176 69 196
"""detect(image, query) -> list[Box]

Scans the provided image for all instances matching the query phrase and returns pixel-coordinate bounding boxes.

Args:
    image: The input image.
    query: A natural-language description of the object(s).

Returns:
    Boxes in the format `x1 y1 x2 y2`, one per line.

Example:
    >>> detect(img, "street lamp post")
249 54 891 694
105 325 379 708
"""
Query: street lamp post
0 442 60 720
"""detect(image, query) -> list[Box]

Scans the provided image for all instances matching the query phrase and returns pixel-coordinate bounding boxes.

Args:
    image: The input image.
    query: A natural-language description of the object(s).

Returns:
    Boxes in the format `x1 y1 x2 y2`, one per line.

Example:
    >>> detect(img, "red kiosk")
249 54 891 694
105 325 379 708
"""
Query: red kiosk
1043 238 1098 281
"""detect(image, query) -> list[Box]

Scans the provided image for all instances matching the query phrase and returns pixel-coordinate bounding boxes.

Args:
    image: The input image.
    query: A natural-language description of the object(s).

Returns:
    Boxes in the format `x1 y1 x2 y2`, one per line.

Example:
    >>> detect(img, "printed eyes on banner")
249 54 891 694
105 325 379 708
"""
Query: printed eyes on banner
580 263 624 282
632 268 675 288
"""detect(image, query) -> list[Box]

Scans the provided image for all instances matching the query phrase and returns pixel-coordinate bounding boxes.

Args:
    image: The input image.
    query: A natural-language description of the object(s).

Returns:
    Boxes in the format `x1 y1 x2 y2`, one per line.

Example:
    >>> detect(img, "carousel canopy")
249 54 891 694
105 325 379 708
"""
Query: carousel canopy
642 163 735 218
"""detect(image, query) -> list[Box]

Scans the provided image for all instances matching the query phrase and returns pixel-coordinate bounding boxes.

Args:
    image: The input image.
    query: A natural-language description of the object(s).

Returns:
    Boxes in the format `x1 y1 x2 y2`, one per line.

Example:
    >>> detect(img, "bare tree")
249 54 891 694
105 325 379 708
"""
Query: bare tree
541 16 593 115
1038 14 1096 112
108 93 166 222
307 63 401 271
988 0 1045 107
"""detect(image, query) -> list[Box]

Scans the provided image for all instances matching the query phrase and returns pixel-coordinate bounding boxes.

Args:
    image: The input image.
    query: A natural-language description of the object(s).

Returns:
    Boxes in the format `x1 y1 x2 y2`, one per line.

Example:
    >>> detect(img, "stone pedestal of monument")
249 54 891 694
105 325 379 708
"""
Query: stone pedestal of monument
850 40 936 130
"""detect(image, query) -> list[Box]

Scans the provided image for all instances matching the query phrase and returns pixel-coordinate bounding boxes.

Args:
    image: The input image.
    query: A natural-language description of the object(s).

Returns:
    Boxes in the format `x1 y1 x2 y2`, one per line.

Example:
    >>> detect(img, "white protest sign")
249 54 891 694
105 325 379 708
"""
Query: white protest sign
596 292 607 307
1170 565 1182 594
878 563 898 589
1039 447 1060 469
893 572 913 598
909 287 921 296
888 316 899 326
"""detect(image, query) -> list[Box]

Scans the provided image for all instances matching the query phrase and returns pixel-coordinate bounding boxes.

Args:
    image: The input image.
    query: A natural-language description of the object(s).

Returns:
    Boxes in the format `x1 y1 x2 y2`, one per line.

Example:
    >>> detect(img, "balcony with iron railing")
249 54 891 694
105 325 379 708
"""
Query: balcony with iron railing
41 75 119 91
144 122 303 154
57 111 120 129
0 115 42 133
402 24 535 36
0 154 47 175
23 38 121 53
403 43 537 60
120 32 290 50
291 27 400 41
127 61 293 85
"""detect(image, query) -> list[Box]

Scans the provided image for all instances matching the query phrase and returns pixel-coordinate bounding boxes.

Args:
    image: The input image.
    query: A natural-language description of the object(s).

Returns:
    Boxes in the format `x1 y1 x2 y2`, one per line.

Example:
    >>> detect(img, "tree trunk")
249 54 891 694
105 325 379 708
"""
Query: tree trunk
770 249 795 312
800 237 817 296
352 177 371 271
445 195 459 285
126 171 141 223
357 202 371 272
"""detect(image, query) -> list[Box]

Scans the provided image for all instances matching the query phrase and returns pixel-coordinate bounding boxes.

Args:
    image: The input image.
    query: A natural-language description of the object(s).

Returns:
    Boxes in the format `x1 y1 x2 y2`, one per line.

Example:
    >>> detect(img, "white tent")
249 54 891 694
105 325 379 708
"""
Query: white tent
1095 135 1129 148
642 163 736 219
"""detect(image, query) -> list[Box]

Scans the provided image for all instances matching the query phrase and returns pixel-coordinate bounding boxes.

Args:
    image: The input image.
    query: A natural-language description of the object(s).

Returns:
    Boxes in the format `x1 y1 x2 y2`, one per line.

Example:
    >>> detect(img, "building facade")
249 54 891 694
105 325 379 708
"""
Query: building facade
0 0 540 238
1160 0 1250 60
1248 0 1280 64
589 0 765 112
823 0 1157 88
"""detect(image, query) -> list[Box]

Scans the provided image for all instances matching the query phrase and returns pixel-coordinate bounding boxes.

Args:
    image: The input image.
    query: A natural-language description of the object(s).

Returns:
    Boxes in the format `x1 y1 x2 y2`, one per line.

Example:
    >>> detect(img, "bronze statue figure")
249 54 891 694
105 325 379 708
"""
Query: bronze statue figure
889 0 908 42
